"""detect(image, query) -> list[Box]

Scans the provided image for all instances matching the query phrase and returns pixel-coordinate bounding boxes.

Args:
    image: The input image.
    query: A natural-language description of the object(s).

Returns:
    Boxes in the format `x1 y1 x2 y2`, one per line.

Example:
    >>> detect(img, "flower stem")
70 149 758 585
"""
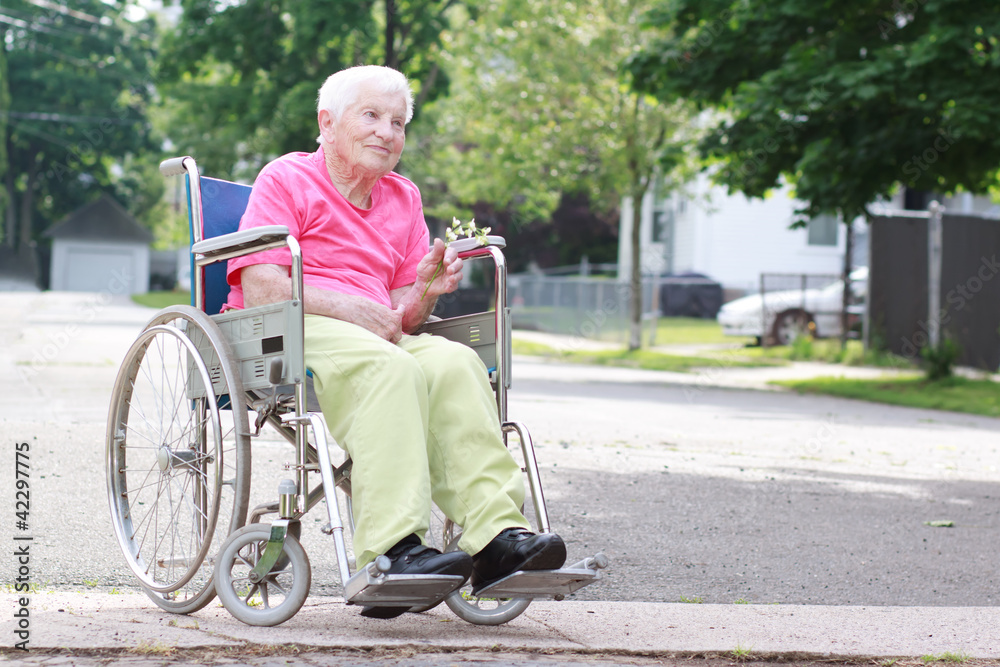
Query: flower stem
421 261 443 300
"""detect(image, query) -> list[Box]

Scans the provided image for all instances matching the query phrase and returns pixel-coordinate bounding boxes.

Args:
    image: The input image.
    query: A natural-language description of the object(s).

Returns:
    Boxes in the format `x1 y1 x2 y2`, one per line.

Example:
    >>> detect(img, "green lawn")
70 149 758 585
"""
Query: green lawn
775 375 1000 418
649 316 754 346
512 309 753 346
131 291 191 309
511 338 784 373
731 337 917 369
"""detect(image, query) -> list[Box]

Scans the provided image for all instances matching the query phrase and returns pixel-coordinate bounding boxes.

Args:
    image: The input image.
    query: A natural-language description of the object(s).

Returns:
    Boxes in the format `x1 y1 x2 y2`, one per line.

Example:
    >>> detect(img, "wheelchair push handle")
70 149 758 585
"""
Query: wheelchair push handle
160 156 195 177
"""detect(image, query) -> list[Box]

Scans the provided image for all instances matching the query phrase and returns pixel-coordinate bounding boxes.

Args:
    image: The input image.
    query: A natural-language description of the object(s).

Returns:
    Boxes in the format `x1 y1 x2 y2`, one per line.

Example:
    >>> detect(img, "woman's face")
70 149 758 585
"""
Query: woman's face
321 82 407 181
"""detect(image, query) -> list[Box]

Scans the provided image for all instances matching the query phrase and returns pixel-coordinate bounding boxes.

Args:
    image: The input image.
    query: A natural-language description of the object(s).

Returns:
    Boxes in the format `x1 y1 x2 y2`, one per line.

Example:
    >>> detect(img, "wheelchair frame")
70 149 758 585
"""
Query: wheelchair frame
105 156 606 627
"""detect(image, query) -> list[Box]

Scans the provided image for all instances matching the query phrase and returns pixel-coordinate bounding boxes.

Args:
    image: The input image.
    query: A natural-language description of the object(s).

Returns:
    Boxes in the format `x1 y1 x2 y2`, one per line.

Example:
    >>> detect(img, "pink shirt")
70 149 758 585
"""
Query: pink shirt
225 148 429 310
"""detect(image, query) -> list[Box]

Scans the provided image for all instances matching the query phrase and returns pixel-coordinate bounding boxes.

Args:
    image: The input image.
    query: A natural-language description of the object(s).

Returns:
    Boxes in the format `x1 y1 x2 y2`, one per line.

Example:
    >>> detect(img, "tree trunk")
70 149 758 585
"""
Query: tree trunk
19 152 38 250
412 62 439 111
840 220 854 350
384 0 398 70
4 167 15 249
628 190 644 350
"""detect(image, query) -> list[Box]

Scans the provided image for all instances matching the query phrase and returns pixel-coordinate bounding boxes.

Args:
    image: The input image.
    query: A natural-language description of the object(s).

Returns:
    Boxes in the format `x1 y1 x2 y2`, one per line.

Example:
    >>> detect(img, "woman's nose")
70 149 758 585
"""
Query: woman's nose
374 118 395 139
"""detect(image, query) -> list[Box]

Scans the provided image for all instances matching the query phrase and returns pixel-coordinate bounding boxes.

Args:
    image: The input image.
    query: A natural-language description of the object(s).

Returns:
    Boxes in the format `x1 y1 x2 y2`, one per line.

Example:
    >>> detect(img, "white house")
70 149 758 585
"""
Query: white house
618 173 861 297
46 194 152 295
618 171 1000 300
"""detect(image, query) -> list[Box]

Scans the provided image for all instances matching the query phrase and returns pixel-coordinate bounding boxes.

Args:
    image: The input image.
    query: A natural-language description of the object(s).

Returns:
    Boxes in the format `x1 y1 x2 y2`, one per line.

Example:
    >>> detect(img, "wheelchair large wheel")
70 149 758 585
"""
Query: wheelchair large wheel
437 518 531 625
107 306 250 614
215 524 310 627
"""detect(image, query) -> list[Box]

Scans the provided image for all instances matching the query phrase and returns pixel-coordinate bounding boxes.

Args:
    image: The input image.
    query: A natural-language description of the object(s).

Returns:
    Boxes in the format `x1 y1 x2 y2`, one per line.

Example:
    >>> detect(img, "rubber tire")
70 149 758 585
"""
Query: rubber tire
437 518 531 625
107 306 250 614
772 310 813 346
215 524 311 627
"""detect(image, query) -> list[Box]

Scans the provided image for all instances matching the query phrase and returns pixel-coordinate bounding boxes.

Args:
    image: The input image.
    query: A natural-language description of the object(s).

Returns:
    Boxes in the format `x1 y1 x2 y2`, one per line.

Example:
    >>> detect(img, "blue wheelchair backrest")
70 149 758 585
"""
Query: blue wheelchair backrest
189 176 253 315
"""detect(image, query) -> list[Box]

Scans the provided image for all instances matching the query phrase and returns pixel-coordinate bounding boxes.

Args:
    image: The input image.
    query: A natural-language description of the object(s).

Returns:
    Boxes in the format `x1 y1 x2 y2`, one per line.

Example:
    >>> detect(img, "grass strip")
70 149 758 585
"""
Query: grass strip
512 339 784 373
132 291 192 309
774 375 1000 418
730 338 917 369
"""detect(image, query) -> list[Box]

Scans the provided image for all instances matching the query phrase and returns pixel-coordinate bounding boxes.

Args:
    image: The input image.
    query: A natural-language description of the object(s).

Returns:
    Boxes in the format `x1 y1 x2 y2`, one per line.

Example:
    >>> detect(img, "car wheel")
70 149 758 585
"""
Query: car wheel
772 310 813 346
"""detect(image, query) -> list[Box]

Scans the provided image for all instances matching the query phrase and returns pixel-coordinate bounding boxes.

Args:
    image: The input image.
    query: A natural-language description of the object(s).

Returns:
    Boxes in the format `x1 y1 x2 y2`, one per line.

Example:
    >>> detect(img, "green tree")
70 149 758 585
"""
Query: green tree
1 0 157 254
0 40 9 227
413 0 697 349
158 0 468 181
630 0 1000 342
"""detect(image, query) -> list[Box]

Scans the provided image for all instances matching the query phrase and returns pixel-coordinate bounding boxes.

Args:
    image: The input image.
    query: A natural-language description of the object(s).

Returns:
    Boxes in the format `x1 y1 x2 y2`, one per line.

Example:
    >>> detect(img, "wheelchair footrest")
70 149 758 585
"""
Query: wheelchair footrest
473 568 599 598
345 572 466 607
473 553 610 599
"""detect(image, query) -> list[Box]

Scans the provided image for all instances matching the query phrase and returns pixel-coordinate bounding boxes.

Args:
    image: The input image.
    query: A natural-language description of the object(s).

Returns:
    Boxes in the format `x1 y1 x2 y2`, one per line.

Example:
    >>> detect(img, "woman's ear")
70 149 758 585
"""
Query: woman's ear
318 109 335 144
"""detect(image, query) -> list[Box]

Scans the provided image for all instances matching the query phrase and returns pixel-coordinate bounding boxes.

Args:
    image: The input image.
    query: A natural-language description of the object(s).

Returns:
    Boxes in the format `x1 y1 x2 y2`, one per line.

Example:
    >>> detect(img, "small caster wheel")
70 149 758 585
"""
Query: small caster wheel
445 586 531 625
434 518 530 625
215 524 310 626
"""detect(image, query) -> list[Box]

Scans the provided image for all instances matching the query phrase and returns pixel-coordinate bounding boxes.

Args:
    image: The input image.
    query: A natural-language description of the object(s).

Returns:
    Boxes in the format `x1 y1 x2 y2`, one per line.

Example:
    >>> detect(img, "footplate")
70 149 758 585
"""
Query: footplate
473 553 609 599
344 556 465 607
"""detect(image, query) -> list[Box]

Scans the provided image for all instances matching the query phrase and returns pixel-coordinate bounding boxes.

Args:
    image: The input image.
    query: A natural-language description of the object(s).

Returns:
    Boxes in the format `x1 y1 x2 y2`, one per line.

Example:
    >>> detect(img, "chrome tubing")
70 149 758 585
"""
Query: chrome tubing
306 414 353 587
287 236 309 514
455 244 509 423
503 421 549 534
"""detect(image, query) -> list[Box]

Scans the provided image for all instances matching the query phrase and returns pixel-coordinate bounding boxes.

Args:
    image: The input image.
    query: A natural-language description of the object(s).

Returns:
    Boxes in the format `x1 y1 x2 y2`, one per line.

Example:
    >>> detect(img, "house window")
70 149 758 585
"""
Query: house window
807 214 838 246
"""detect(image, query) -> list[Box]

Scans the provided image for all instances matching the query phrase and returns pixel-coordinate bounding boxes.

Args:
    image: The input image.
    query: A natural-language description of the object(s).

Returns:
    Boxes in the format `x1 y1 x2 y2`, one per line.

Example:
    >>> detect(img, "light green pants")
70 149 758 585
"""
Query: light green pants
304 314 529 567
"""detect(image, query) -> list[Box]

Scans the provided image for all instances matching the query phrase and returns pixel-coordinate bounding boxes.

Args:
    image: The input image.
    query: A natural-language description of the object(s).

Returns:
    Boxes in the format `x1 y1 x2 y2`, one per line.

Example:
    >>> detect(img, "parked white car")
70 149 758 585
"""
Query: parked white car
717 267 868 345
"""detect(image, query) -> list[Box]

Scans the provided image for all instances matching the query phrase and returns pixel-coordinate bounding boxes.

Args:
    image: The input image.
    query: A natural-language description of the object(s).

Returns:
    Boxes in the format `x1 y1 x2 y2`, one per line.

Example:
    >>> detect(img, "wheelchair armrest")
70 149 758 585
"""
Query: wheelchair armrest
450 235 506 256
192 225 290 261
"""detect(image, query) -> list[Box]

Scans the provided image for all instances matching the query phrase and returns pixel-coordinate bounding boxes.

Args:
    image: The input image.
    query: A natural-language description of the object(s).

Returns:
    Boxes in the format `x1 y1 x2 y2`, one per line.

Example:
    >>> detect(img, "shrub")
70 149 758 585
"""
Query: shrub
921 338 960 381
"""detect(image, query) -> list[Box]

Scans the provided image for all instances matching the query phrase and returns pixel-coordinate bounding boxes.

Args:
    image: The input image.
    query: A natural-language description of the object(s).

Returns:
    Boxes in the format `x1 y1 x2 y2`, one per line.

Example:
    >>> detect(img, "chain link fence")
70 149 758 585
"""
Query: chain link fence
507 274 660 343
756 273 848 345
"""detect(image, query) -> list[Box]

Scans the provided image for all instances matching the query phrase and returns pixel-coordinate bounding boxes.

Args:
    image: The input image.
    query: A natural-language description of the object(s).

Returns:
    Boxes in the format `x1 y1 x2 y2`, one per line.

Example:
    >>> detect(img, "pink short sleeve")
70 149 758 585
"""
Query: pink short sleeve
226 171 298 285
390 200 430 290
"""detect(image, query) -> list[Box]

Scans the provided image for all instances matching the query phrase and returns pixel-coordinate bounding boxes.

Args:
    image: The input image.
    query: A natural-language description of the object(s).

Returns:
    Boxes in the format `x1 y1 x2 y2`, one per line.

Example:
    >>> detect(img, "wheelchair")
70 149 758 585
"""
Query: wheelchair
105 156 607 627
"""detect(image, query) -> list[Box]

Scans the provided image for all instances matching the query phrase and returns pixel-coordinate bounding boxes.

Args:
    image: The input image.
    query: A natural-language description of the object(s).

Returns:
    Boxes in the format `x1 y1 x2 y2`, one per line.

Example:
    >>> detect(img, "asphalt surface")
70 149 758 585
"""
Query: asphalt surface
0 291 998 663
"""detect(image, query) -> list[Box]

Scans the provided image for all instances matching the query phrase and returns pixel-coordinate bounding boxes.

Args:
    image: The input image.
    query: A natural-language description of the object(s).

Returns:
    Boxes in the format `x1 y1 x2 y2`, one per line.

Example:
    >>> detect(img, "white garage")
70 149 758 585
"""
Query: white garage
46 195 152 295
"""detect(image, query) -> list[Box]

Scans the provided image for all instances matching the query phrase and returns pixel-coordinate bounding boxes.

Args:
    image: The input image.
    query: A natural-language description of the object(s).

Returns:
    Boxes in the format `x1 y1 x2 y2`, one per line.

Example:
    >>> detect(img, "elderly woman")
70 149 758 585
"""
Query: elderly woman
224 65 565 618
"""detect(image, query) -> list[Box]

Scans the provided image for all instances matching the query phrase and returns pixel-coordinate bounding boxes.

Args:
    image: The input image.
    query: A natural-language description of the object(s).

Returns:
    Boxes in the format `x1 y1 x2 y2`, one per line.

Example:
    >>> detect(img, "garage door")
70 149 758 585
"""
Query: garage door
63 246 137 293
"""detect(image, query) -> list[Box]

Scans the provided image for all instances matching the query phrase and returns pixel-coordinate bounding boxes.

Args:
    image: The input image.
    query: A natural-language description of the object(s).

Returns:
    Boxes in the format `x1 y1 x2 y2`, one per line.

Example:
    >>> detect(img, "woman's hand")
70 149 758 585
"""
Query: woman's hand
342 296 405 343
416 238 463 299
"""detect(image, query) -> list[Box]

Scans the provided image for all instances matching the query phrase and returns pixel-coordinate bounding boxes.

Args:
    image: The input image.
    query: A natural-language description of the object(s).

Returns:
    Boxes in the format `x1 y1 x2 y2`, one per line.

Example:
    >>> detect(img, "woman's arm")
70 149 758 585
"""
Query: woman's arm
242 264 405 343
391 239 463 334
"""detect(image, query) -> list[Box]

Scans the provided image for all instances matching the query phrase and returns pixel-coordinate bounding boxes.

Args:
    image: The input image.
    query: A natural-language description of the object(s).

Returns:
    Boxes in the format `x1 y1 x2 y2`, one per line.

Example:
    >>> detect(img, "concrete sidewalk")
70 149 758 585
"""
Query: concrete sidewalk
3 593 999 660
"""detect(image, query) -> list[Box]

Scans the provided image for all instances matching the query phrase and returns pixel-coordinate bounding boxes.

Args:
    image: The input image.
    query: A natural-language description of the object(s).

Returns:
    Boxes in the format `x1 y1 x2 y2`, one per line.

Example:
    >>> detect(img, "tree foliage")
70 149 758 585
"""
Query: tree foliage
0 40 9 220
158 0 466 181
412 0 698 348
629 0 1000 223
1 0 157 250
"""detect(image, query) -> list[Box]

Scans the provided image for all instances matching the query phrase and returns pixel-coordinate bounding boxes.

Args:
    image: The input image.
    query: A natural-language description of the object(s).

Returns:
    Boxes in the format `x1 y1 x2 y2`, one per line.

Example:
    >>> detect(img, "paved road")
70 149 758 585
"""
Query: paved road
1 291 997 608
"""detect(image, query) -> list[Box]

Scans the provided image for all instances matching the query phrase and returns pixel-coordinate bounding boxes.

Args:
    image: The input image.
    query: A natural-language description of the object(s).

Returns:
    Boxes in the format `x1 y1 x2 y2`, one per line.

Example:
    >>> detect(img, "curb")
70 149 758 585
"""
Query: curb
3 594 998 659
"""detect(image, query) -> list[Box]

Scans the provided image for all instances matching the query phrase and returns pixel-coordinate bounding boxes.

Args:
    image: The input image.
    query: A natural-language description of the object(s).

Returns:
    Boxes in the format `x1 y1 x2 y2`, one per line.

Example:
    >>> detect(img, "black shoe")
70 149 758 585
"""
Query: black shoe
470 528 567 593
359 534 472 619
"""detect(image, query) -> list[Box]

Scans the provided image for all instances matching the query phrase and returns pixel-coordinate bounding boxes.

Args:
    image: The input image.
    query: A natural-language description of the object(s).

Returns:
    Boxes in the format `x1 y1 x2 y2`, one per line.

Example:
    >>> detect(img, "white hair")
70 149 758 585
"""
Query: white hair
316 66 414 140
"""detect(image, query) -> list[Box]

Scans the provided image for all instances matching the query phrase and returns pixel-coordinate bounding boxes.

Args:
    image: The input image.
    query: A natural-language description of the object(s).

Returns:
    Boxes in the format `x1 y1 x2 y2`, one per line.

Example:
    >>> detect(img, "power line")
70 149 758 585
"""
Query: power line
1 111 142 125
0 12 98 39
22 0 110 26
